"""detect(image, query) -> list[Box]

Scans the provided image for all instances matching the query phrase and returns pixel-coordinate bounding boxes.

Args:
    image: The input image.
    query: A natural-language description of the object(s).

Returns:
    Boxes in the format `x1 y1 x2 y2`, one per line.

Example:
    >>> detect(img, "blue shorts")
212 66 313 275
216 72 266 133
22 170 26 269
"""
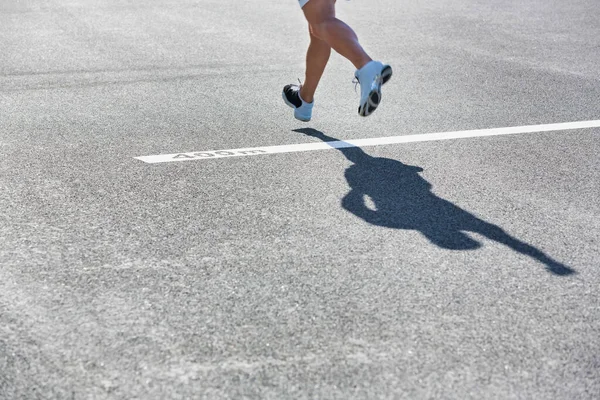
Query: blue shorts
299 0 309 8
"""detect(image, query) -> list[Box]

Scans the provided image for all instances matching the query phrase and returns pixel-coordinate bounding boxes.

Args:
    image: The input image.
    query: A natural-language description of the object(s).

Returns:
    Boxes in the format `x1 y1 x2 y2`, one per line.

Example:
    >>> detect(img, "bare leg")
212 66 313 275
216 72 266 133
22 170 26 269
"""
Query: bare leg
300 25 331 103
302 0 372 70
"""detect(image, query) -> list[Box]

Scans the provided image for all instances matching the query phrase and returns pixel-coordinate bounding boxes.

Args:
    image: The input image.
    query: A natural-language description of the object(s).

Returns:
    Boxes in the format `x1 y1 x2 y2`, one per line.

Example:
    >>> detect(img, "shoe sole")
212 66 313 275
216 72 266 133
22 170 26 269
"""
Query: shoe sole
282 90 311 122
359 65 393 117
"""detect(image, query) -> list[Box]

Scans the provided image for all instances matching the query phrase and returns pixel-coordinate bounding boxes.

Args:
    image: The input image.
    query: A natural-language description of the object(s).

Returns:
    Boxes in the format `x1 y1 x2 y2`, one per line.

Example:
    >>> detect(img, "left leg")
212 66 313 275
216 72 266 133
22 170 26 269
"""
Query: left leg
299 24 331 103
282 4 333 122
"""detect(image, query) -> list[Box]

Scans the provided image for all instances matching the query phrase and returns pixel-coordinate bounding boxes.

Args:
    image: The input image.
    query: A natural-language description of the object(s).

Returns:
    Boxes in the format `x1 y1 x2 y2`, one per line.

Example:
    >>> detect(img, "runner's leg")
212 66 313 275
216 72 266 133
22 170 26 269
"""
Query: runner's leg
302 0 372 70
286 0 390 119
300 24 331 103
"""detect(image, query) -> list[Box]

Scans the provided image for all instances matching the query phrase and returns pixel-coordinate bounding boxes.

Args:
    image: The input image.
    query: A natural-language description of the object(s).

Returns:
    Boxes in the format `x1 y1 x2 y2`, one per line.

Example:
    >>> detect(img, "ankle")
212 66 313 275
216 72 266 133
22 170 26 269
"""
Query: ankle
299 87 314 104
355 57 374 71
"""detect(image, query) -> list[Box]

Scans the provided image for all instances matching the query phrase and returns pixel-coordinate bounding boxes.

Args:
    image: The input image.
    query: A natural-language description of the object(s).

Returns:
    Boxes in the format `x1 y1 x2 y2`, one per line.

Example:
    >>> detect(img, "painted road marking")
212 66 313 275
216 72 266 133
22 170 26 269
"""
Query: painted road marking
135 119 600 164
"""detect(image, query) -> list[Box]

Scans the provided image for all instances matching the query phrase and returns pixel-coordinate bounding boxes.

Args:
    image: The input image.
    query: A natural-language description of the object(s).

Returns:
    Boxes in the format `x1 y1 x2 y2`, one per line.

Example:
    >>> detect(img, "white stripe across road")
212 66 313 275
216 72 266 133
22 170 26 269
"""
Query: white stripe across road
135 119 600 164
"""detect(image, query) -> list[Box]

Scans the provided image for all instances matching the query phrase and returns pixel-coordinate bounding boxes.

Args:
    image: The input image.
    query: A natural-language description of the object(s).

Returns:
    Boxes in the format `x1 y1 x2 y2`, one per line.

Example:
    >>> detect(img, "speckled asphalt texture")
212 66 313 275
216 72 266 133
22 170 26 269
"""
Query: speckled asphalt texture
1 0 599 399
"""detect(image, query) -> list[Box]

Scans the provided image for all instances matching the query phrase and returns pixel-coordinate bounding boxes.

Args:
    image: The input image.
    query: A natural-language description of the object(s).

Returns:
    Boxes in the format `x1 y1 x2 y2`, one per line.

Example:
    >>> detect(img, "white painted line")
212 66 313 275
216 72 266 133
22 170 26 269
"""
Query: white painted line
135 119 600 164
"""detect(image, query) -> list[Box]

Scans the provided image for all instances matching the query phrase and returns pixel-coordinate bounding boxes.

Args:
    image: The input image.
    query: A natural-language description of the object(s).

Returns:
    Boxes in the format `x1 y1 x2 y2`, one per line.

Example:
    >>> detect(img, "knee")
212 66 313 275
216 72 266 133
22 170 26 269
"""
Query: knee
309 20 331 40
309 24 324 40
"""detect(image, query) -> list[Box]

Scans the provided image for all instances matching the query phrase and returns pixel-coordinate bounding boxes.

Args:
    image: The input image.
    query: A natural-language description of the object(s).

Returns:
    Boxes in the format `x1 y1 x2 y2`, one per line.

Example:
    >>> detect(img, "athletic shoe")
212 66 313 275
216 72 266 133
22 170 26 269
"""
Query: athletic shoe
354 61 393 117
282 83 314 122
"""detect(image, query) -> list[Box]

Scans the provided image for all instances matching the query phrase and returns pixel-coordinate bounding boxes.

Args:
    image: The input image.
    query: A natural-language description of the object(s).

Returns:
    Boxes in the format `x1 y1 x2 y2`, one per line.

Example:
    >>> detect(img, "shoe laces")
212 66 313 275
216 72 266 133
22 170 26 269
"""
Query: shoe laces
352 77 359 94
353 72 384 95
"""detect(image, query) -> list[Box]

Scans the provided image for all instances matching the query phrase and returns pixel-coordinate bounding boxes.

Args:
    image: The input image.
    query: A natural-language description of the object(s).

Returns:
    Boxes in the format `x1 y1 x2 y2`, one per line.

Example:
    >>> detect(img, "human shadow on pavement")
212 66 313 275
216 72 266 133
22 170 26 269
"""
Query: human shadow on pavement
294 128 574 276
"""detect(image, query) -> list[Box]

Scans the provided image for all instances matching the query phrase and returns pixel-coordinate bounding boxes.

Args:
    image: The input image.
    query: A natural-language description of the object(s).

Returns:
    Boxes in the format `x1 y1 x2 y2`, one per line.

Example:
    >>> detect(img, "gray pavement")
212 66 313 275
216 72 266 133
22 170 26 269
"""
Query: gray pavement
1 0 599 399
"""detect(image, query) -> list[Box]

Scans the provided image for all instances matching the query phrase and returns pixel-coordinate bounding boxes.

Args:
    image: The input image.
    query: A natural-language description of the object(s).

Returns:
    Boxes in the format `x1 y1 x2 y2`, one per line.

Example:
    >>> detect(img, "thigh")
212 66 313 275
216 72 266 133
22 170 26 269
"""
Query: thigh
302 0 336 25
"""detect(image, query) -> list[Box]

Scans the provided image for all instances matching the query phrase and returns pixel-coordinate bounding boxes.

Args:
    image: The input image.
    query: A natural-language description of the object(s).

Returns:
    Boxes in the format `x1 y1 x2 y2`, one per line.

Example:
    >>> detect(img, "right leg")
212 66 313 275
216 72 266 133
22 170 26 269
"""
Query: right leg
302 0 371 70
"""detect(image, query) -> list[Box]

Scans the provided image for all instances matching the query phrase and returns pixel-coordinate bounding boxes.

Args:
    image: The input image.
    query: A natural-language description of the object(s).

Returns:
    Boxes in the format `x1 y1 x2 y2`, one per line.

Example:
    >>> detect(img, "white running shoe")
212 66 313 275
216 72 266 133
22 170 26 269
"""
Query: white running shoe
282 84 314 122
354 61 393 117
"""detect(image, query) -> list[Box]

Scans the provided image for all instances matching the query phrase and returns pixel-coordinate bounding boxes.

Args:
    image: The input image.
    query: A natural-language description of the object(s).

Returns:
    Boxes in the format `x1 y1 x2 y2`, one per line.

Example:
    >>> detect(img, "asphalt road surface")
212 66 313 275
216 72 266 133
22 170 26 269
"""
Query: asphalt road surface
1 0 599 399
